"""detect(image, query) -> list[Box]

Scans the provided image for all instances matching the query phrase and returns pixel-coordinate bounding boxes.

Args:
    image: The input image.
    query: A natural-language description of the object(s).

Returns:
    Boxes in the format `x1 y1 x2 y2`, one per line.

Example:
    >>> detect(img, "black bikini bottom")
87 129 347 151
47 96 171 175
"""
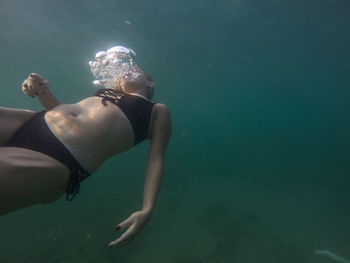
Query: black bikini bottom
4 111 90 201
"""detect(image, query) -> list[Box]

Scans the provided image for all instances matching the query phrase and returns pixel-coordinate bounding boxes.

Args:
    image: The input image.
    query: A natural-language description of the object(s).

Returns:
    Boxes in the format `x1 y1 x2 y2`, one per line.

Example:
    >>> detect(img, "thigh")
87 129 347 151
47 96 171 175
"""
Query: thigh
0 107 37 146
0 147 70 216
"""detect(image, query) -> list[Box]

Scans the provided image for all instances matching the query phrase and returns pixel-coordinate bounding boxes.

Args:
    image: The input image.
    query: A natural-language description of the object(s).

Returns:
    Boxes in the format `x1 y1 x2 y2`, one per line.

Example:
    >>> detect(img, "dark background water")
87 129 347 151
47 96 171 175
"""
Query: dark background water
1 0 350 262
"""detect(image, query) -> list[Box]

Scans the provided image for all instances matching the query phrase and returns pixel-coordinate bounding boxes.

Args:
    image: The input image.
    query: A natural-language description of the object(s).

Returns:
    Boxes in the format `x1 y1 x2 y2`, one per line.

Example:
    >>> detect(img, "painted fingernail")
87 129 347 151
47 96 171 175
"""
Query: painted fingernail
116 226 121 231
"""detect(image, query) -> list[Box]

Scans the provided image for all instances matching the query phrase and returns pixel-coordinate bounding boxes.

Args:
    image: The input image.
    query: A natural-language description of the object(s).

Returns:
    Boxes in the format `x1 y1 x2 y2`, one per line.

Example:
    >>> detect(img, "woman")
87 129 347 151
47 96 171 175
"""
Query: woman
0 60 171 248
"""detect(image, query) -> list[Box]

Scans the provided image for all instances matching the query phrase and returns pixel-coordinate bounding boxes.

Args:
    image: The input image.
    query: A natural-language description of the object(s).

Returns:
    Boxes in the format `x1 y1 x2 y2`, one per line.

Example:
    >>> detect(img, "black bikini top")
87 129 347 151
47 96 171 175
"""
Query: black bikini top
94 89 155 145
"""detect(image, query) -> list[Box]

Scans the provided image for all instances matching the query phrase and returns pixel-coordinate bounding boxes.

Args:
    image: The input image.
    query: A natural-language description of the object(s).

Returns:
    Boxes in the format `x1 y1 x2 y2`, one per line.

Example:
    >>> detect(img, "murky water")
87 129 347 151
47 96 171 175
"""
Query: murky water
1 0 350 262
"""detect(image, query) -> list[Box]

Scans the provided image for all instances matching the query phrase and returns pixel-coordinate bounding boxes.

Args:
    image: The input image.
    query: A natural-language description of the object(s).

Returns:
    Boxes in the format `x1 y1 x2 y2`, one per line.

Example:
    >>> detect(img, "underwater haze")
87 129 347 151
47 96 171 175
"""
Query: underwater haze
1 0 350 262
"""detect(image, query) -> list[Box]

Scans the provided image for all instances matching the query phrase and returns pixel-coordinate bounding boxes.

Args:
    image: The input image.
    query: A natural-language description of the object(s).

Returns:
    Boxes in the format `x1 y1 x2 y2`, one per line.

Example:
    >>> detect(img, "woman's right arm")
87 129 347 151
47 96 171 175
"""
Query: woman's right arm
108 103 172 248
22 73 62 110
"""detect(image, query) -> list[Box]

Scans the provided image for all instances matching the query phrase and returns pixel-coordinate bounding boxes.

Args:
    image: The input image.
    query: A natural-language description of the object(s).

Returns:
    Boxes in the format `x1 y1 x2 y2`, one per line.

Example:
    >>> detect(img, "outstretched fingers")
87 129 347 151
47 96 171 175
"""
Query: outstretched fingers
108 215 139 248
108 211 151 249
108 224 137 248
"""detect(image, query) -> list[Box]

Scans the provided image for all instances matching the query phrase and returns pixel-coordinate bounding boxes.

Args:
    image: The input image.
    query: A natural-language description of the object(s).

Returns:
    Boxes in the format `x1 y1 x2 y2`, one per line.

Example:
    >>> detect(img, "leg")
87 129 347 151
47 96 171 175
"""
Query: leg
0 147 70 216
0 107 37 146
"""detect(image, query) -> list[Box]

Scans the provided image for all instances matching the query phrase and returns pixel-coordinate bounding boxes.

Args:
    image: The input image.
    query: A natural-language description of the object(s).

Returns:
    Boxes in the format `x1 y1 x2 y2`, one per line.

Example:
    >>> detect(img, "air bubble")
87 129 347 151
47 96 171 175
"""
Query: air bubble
95 51 107 61
89 45 139 87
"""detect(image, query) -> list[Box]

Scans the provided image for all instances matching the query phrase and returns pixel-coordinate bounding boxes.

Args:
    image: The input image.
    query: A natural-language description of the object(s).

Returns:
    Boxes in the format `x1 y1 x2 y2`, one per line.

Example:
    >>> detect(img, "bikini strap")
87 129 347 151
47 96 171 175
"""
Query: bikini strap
65 166 90 201
94 89 125 107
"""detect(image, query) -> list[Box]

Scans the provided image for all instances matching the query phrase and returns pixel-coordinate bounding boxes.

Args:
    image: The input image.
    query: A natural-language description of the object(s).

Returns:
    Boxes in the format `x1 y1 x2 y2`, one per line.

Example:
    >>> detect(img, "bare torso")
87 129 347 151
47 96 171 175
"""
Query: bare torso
45 96 143 173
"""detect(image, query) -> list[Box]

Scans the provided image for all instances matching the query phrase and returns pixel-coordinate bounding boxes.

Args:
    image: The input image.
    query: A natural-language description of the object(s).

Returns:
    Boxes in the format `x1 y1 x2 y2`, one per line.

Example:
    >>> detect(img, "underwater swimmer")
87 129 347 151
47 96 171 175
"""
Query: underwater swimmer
0 67 171 248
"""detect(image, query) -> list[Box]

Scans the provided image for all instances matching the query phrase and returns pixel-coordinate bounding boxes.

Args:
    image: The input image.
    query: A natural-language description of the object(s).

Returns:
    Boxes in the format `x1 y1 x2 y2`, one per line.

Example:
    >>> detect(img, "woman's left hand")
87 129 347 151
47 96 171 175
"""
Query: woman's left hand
108 210 152 248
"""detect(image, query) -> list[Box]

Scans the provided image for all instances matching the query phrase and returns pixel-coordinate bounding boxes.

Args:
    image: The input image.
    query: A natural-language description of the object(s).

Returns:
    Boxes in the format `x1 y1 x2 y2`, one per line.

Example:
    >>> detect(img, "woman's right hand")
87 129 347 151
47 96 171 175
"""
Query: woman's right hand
22 73 50 98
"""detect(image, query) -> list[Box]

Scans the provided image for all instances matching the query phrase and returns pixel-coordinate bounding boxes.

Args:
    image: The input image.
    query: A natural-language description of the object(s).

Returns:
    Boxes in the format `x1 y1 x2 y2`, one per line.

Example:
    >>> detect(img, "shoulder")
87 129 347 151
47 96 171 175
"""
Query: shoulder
152 103 171 123
149 103 171 142
153 103 170 117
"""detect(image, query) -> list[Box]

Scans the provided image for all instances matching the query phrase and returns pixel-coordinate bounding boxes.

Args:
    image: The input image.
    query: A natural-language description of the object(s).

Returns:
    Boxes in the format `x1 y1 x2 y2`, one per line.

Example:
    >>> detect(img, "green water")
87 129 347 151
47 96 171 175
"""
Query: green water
1 0 350 262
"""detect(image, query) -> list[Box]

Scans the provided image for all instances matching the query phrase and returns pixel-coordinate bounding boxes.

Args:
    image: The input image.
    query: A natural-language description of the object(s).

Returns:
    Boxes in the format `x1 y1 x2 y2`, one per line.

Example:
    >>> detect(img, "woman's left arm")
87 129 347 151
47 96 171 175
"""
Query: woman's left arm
109 104 172 248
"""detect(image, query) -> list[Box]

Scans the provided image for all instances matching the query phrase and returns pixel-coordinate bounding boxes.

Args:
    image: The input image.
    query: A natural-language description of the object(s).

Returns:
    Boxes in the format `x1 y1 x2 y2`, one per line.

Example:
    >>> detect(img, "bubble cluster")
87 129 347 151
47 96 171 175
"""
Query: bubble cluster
89 46 140 87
